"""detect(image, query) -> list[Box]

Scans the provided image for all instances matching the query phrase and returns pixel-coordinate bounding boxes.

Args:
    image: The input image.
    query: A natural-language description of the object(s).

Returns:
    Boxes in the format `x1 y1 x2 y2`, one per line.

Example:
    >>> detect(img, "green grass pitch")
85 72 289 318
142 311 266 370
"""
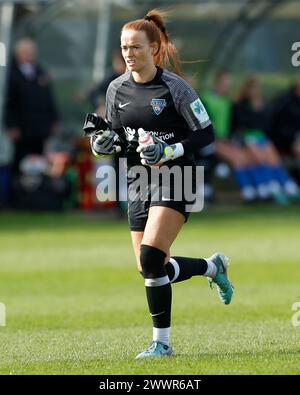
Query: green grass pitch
0 205 299 375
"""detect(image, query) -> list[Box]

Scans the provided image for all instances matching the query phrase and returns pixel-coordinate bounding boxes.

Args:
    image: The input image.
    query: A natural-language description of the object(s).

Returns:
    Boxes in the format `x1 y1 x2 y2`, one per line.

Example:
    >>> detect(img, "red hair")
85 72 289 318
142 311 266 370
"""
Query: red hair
122 9 183 76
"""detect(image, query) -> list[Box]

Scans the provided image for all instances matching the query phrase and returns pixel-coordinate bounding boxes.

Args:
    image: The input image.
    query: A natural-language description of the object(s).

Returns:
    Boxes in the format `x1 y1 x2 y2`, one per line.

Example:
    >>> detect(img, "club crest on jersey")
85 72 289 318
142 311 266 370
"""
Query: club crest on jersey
151 98 166 116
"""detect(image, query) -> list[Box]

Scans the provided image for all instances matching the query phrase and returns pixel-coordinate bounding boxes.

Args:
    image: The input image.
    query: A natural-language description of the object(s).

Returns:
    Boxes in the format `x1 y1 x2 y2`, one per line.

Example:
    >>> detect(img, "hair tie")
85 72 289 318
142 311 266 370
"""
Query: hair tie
144 15 166 33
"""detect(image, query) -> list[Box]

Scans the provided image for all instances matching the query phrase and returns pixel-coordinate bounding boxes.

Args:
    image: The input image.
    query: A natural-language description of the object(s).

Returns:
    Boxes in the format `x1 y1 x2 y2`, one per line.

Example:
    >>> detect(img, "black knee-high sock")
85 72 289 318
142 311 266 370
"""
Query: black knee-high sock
140 245 172 328
165 256 208 283
145 283 172 328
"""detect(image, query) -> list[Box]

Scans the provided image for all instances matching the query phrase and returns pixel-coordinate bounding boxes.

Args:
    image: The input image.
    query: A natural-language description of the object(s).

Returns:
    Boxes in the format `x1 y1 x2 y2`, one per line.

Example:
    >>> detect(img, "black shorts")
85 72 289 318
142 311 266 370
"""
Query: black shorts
127 161 199 232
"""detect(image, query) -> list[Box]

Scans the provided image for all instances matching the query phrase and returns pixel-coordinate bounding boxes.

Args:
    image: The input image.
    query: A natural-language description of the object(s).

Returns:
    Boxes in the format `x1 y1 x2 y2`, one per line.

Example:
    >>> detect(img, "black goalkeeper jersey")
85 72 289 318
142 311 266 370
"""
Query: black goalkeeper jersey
105 66 211 165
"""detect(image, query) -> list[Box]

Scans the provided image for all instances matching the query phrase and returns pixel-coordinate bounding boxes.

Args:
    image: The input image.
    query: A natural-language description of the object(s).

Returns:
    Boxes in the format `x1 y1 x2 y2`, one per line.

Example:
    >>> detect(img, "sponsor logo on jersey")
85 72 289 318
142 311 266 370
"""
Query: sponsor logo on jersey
190 98 210 124
152 131 175 141
151 98 167 115
124 127 136 141
123 127 175 142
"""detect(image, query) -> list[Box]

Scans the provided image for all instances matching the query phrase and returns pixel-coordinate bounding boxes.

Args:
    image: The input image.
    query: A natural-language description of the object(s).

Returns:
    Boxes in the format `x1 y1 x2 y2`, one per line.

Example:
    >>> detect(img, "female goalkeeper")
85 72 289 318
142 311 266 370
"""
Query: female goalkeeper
84 9 234 359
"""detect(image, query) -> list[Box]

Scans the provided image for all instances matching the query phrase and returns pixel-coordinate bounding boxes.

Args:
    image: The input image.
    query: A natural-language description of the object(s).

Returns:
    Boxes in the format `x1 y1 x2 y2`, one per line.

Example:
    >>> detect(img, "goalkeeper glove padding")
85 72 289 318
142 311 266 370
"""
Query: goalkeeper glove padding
83 113 121 156
136 129 184 166
90 131 122 156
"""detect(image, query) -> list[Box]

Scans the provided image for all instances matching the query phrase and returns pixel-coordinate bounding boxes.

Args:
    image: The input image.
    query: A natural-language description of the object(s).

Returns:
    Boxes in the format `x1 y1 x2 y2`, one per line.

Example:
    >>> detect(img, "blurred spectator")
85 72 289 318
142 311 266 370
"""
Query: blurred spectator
44 131 74 178
202 71 259 203
270 79 300 162
188 72 215 203
87 51 125 115
4 37 60 174
232 76 300 204
12 154 71 211
0 134 13 208
44 131 78 209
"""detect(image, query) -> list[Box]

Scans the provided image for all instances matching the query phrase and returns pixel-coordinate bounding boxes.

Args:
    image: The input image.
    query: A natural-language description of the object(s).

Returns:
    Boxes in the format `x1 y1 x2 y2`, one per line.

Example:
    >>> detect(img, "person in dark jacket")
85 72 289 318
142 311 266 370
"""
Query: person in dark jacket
270 80 300 161
4 38 60 173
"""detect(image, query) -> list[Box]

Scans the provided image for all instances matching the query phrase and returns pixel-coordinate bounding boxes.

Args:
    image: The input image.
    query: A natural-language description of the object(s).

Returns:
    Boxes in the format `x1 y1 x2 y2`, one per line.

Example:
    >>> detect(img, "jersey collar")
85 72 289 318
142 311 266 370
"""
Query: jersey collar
129 66 163 86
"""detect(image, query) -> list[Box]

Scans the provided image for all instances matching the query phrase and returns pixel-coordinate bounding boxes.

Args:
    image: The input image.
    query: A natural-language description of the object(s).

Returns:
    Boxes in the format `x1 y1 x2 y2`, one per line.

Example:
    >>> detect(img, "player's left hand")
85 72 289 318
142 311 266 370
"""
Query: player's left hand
136 134 173 166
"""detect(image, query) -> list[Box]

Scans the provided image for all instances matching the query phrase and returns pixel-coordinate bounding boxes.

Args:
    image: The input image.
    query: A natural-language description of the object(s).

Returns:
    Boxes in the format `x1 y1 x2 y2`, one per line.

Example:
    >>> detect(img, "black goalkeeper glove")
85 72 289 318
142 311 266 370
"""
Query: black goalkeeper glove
83 113 121 156
136 128 184 166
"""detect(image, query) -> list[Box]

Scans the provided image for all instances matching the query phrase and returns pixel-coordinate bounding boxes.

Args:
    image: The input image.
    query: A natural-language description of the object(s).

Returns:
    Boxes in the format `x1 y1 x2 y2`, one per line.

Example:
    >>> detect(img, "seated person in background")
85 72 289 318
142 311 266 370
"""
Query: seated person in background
270 79 300 163
12 154 70 211
232 76 300 204
44 131 74 178
203 71 261 203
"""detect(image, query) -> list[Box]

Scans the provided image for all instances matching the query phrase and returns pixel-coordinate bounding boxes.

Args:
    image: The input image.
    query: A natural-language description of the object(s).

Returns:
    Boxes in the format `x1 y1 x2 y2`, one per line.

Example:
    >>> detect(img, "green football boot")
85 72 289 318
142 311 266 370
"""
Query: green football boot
207 253 234 305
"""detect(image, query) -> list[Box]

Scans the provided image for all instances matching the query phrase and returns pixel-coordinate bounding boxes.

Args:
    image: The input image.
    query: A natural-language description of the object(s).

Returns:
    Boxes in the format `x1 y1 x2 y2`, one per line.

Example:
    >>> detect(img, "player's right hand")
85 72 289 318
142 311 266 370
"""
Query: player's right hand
90 131 121 156
83 113 121 156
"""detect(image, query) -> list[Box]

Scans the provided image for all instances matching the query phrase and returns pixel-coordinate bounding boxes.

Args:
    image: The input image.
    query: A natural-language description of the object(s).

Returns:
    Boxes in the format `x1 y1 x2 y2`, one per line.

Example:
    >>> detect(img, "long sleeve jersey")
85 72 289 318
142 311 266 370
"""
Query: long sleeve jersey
106 66 214 165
